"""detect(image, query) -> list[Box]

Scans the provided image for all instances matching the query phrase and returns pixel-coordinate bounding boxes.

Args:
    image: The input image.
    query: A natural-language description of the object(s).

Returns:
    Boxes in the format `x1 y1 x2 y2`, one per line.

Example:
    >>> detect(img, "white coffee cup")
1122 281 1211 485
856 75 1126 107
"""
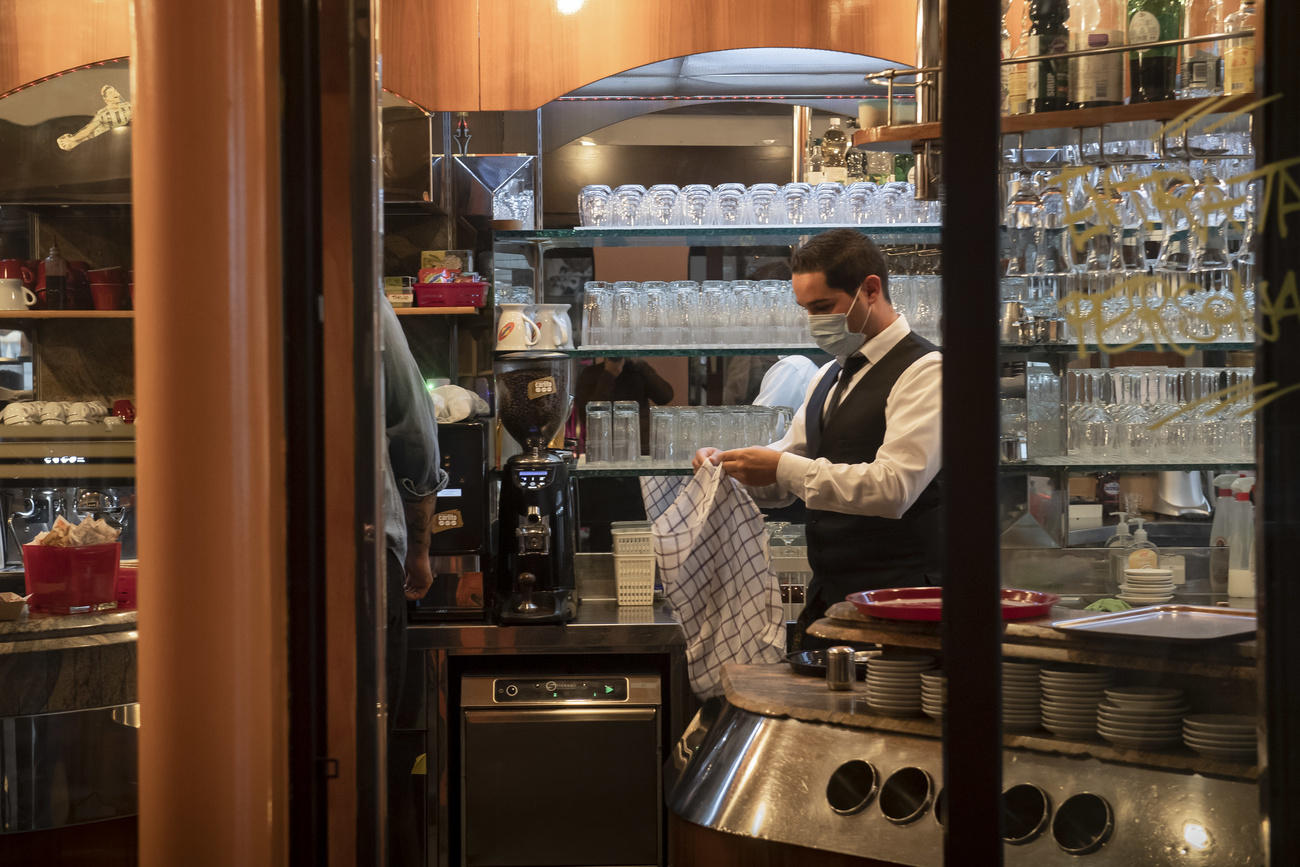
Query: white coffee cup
496 304 540 350
1 402 33 425
533 303 573 349
0 278 35 311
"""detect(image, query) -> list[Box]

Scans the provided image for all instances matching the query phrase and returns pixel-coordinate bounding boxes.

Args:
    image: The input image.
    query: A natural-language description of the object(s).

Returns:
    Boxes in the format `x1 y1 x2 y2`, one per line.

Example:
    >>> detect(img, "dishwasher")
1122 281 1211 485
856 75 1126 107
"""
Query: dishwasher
459 672 662 867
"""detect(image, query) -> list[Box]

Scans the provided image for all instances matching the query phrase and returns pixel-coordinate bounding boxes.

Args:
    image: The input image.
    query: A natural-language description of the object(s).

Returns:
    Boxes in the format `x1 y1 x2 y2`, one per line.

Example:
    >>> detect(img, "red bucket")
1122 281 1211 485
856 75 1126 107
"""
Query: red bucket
22 542 121 613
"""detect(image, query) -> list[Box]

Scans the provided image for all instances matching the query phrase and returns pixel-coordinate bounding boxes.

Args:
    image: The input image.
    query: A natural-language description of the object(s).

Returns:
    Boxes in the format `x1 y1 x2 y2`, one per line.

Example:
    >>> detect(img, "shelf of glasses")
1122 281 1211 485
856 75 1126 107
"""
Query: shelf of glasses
999 341 1255 354
1005 457 1254 472
574 462 693 478
564 345 824 359
852 93 1261 146
494 225 942 248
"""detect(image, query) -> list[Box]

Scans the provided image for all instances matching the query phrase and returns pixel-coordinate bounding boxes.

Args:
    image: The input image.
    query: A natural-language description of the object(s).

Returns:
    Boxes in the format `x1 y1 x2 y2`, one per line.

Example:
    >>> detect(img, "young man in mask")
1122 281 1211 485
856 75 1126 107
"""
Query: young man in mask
693 229 942 648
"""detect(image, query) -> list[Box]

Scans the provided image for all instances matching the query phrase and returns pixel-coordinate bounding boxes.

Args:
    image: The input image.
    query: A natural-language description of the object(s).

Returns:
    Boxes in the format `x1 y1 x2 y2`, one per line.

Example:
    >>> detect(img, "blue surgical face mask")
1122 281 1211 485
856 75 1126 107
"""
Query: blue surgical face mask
807 290 867 361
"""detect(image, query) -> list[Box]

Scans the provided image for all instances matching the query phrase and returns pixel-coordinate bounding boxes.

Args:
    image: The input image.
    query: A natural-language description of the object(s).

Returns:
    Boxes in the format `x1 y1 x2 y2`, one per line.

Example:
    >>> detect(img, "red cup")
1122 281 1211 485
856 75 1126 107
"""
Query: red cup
86 266 126 284
91 282 128 310
22 542 121 613
0 259 33 284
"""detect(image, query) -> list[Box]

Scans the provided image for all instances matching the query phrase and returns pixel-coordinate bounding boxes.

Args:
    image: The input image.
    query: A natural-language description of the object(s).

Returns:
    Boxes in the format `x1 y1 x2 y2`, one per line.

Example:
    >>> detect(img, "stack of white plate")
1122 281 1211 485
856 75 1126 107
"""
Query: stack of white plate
1183 714 1257 762
1040 665 1114 738
919 671 946 720
1118 567 1175 605
1002 660 1042 731
865 654 936 717
1096 686 1188 750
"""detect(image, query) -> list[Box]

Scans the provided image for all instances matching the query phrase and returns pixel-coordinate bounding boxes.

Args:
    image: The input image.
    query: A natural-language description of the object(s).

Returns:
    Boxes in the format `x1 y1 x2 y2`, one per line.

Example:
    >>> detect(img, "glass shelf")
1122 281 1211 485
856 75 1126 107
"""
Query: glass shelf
1000 341 1255 354
574 464 693 478
1007 457 1255 472
494 224 942 248
563 345 825 359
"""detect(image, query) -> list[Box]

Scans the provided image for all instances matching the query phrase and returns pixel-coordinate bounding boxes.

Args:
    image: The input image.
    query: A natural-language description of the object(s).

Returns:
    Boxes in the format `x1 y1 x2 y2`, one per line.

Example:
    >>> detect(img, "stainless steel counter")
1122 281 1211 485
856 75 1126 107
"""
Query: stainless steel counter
408 598 685 654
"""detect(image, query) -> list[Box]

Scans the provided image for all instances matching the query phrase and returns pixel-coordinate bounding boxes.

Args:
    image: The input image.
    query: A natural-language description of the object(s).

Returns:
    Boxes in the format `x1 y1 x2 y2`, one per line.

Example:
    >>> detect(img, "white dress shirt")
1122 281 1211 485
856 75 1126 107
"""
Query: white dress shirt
750 314 943 519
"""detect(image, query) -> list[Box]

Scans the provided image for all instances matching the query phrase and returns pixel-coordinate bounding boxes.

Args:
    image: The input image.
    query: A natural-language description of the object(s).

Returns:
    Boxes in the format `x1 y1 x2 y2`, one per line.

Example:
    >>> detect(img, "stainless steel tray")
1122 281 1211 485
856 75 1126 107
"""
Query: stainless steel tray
1051 605 1256 643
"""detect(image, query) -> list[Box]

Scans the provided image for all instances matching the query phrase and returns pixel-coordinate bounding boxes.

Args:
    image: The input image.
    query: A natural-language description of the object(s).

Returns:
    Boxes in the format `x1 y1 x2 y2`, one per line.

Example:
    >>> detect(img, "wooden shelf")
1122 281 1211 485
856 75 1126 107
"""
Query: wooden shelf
851 93 1260 147
0 310 133 319
394 306 479 316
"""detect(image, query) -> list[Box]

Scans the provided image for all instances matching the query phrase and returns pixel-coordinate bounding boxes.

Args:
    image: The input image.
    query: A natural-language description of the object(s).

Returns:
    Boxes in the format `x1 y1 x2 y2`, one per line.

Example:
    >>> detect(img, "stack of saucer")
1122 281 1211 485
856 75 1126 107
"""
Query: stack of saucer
1183 714 1257 762
1097 686 1188 750
1040 665 1114 739
865 655 936 717
1118 567 1175 605
920 671 947 721
1002 660 1043 731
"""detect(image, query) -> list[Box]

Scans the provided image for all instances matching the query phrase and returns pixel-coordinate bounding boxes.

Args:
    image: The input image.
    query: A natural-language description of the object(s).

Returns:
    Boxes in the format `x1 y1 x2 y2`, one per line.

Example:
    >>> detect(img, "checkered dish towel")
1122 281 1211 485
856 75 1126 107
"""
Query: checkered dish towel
641 464 785 699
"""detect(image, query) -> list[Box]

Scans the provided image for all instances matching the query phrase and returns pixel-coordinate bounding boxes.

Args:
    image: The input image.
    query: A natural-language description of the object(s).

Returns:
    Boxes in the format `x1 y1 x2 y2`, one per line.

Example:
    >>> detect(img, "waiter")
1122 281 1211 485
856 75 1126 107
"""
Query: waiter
693 229 942 649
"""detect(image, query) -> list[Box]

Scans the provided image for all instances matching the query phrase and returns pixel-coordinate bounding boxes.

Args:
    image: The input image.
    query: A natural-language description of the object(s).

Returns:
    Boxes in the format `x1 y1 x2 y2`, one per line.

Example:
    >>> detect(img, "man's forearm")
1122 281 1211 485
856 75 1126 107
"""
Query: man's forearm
404 495 438 559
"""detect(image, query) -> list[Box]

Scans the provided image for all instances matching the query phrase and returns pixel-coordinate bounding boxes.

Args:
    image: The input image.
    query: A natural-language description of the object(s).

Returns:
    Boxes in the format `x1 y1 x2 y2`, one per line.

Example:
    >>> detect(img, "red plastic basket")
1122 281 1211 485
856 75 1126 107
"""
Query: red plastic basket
23 542 121 613
413 281 485 308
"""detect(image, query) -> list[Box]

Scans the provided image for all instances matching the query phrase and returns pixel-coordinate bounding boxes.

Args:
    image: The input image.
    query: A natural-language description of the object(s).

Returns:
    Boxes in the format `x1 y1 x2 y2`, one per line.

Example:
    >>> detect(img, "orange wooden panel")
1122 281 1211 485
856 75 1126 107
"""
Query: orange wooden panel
0 0 131 96
381 0 480 111
475 0 918 110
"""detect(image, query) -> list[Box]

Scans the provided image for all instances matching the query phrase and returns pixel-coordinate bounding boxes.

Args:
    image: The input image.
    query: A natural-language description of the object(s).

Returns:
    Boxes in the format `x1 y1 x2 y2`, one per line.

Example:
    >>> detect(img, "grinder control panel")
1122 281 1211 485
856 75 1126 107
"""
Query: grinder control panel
493 677 628 703
514 468 554 490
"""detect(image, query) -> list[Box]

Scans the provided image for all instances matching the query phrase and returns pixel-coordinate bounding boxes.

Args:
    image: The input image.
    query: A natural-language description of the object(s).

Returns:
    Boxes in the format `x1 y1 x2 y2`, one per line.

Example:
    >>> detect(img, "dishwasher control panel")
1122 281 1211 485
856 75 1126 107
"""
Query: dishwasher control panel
493 677 629 703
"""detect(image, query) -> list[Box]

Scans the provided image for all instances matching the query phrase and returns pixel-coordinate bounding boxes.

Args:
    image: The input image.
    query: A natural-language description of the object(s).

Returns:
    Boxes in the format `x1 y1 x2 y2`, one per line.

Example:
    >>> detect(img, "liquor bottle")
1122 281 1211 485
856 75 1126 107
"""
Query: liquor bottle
845 121 867 181
43 244 67 310
806 138 825 185
1026 0 1071 113
1222 0 1256 94
1069 0 1125 107
821 118 849 184
1179 0 1225 98
1128 0 1185 103
1006 0 1031 114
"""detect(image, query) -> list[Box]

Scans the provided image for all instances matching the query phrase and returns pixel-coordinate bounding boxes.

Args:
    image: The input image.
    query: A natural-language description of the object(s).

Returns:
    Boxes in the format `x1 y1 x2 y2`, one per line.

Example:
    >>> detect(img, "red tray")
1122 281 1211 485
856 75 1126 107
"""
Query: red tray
846 587 1060 622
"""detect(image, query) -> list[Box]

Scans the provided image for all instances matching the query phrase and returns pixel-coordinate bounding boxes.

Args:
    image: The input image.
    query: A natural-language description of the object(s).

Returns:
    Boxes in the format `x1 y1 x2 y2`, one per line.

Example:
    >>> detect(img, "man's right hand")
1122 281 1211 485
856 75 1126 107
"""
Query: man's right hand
692 447 722 471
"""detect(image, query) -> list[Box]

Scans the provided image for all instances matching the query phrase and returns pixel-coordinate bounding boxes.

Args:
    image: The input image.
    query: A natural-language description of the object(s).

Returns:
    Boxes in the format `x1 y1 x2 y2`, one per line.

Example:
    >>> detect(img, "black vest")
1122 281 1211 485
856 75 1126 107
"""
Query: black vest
804 331 943 609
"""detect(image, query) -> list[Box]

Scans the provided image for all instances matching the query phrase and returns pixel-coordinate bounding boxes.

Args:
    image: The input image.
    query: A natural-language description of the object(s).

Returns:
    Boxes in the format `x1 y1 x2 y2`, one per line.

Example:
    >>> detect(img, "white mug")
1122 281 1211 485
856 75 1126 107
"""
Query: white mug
495 303 540 350
0 278 35 311
533 303 573 349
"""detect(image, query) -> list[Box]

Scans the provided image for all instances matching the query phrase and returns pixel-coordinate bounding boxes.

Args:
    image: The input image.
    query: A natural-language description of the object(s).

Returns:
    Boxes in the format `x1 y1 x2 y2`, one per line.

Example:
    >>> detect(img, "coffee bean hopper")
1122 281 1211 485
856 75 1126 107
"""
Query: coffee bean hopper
493 352 577 624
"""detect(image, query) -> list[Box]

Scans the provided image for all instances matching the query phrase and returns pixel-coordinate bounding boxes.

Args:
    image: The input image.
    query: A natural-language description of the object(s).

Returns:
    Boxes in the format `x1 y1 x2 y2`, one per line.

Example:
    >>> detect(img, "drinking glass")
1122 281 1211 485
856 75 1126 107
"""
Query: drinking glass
780 183 814 225
578 184 612 227
711 183 747 225
812 182 844 224
609 184 646 227
675 184 714 226
700 285 728 345
668 280 699 345
612 401 641 462
585 402 612 463
637 184 680 227
839 182 878 224
612 281 643 346
699 407 725 450
650 406 676 464
744 183 784 225
641 281 669 345
675 407 701 457
581 282 612 346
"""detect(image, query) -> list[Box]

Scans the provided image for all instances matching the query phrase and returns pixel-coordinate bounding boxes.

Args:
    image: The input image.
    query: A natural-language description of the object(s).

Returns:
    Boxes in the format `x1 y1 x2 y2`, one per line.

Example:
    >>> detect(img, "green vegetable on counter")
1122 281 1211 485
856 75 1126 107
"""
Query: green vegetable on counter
1085 598 1133 612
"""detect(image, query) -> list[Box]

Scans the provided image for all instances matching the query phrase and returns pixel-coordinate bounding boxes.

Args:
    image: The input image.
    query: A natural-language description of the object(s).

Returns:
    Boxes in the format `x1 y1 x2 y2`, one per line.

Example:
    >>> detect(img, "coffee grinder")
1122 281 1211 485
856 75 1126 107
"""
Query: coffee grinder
493 352 576 624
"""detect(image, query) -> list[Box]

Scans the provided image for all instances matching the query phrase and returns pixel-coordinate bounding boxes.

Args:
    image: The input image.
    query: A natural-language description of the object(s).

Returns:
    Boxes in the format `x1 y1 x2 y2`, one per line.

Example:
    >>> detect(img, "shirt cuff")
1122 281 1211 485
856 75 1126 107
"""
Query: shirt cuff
776 451 813 498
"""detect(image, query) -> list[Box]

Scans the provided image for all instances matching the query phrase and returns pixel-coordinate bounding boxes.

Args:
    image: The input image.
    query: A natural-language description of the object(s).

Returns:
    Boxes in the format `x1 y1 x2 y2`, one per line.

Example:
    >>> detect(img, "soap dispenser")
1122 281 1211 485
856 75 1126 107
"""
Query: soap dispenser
1227 476 1256 598
1105 511 1133 589
1125 518 1159 571
1209 473 1238 547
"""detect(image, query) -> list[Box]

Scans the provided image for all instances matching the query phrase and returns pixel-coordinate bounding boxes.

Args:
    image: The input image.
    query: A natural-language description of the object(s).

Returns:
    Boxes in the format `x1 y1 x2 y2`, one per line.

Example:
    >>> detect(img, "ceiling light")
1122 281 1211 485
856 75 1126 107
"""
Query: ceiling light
556 0 585 14
1182 822 1213 852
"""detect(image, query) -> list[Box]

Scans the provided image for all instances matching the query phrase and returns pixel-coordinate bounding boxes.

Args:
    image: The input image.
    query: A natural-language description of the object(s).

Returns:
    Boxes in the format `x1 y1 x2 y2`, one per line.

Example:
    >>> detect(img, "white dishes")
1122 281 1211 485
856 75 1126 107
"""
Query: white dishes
1097 686 1188 750
1002 660 1042 731
1040 665 1114 738
920 671 946 720
1118 567 1175 605
1183 714 1257 762
866 655 935 717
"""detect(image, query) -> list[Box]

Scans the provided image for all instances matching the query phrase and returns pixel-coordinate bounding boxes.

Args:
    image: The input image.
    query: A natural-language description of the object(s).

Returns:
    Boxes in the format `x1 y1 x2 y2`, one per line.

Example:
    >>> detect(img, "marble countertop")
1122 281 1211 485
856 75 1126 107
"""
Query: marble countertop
0 608 136 642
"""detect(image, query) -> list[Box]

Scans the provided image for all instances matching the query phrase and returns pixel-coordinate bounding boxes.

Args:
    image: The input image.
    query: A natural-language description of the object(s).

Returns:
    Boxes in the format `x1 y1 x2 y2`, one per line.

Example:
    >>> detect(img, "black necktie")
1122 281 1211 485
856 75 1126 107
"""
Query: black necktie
825 354 869 427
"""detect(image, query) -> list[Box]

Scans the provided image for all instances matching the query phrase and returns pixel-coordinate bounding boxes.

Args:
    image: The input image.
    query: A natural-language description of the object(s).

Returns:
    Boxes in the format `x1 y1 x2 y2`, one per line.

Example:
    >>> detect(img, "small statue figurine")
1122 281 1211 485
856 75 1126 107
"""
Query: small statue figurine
57 84 134 151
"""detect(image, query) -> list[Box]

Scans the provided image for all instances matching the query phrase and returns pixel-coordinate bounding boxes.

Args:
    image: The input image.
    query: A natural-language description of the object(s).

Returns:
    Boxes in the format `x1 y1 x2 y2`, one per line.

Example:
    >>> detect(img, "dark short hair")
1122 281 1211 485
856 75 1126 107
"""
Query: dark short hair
789 229 890 302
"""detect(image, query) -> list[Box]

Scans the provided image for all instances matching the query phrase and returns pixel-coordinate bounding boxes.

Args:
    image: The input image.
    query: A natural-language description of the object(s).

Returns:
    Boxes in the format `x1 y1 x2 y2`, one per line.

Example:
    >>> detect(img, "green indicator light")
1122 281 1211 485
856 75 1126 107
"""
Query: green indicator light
604 685 614 694
593 692 598 697
552 692 558 697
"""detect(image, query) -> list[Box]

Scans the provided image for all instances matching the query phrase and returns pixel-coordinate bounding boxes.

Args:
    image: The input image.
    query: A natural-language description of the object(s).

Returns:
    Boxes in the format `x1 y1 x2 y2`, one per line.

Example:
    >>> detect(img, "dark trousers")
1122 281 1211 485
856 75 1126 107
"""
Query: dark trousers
386 550 423 865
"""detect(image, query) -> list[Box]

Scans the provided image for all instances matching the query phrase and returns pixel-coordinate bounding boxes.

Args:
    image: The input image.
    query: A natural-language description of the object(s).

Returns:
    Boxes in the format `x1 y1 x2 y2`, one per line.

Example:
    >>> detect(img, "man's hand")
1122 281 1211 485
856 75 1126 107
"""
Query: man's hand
692 446 723 471
404 553 435 600
717 447 781 486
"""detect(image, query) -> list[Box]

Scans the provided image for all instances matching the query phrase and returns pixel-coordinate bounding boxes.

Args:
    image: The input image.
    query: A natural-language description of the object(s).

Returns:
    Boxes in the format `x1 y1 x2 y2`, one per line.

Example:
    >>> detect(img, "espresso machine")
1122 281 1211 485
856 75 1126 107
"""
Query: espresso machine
493 352 576 624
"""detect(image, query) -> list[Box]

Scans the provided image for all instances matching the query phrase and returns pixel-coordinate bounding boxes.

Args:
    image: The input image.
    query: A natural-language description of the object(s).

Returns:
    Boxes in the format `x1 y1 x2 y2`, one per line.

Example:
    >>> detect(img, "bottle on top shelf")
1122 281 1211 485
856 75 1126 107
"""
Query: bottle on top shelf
806 138 825 185
42 244 67 310
1069 0 1125 108
1027 0 1072 113
1127 0 1185 103
1005 0 1032 115
821 118 849 184
1178 0 1225 98
1222 0 1257 94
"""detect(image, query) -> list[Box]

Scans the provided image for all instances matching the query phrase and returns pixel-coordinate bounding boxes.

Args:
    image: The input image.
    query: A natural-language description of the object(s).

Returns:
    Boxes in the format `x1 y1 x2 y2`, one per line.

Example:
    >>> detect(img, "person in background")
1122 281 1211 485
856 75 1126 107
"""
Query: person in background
693 229 942 649
379 297 447 862
574 356 674 453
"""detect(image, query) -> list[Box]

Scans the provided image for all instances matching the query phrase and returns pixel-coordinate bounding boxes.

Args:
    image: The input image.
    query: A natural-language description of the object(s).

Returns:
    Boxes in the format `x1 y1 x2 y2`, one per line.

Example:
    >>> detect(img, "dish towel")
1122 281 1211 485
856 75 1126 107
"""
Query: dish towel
641 464 786 699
